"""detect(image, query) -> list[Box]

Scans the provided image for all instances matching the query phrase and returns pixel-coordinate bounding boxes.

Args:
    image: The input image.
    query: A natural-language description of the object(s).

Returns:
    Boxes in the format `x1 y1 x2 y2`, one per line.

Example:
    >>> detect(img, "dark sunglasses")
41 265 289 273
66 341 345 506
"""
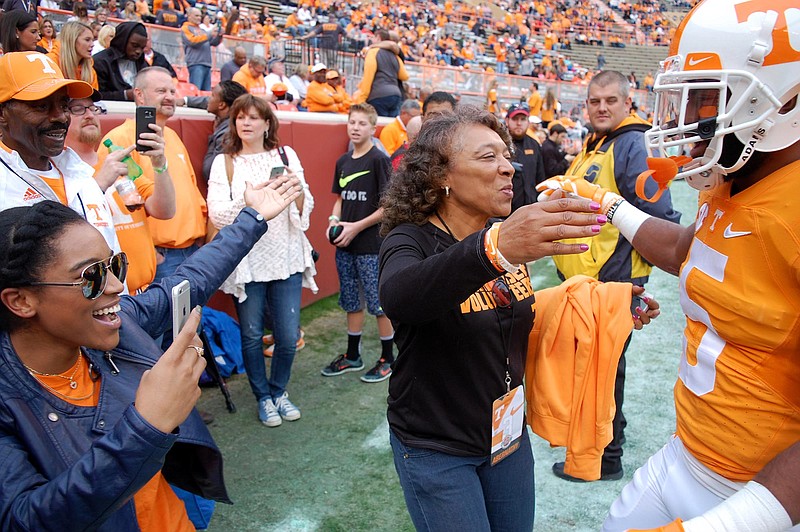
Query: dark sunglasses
29 252 128 300
490 277 514 309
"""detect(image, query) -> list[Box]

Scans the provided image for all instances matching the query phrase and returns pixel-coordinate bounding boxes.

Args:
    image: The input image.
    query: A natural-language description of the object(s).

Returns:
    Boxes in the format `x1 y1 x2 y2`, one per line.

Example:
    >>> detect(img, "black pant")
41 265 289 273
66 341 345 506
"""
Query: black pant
602 334 631 473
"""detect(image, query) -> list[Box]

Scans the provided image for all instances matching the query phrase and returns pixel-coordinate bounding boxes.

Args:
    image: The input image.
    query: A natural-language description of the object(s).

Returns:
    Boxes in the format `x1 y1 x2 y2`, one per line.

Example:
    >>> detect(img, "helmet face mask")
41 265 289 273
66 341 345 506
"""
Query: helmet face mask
645 0 800 191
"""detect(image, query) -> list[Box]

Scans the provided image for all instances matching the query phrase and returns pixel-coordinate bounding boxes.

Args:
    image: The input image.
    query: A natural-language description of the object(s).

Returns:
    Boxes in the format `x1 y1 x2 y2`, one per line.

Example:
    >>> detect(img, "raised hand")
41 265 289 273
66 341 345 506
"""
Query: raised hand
243 174 303 221
497 196 604 265
138 123 168 170
134 306 206 433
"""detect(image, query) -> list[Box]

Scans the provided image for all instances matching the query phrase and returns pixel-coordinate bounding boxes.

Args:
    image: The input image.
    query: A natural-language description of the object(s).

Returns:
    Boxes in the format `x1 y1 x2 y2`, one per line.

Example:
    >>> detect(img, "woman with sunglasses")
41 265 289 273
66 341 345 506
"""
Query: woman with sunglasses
0 176 300 530
378 106 610 530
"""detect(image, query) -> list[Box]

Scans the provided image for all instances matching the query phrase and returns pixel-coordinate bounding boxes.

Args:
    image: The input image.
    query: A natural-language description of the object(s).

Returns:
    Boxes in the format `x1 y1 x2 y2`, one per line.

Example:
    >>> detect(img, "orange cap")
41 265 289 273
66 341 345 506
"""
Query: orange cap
325 70 340 79
271 83 288 95
0 52 94 103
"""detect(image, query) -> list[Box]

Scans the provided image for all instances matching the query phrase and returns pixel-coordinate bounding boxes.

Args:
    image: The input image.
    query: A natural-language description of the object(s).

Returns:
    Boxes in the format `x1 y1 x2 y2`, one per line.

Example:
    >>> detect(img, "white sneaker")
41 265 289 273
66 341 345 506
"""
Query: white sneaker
258 397 282 427
274 392 301 421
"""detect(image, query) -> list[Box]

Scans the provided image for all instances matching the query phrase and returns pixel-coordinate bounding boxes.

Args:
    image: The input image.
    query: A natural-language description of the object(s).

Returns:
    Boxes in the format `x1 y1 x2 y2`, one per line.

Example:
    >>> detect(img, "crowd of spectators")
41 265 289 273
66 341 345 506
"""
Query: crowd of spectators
0 0 679 115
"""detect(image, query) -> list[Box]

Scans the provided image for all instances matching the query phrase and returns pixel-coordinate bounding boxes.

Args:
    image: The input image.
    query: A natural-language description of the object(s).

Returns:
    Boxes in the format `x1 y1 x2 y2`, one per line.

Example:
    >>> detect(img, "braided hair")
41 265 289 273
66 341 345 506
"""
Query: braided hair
0 201 86 332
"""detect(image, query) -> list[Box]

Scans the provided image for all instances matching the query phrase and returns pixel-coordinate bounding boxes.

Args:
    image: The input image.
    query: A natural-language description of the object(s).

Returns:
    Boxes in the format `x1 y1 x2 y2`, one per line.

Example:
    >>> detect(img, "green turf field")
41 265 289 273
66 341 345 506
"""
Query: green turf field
198 181 699 531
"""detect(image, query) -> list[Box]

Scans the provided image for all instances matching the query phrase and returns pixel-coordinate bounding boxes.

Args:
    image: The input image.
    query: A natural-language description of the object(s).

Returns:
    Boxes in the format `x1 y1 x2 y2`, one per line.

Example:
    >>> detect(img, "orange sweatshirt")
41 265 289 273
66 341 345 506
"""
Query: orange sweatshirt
525 275 633 481
305 80 341 112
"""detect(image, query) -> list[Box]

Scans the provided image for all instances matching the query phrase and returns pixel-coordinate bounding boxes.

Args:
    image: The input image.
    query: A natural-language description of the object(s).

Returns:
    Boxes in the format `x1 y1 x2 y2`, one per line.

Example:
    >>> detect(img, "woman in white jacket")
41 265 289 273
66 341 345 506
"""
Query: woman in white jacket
207 94 316 428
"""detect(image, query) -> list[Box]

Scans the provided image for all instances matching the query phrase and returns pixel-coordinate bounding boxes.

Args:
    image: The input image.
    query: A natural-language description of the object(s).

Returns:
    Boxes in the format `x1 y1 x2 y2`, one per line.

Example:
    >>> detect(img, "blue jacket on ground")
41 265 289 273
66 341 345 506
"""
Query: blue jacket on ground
0 207 267 531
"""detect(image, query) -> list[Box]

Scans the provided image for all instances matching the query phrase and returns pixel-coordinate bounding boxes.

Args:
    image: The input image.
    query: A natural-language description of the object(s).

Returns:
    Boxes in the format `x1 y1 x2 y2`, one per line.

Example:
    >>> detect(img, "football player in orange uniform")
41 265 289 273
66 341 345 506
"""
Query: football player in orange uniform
538 0 800 529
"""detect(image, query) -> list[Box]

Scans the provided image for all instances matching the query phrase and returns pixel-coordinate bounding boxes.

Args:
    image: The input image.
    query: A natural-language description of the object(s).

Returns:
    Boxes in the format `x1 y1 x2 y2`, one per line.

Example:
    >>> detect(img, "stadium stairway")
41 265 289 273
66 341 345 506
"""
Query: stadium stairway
564 42 668 80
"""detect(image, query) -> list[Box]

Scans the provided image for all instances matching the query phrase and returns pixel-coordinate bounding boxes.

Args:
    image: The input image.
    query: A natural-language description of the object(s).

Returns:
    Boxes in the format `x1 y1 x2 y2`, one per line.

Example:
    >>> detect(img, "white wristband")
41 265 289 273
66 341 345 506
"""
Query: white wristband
682 481 792 532
609 200 651 243
495 246 521 274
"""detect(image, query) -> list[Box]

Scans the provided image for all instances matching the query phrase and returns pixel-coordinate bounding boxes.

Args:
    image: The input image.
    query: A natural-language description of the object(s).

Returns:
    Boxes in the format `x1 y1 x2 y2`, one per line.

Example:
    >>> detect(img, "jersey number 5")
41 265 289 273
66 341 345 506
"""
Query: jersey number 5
678 237 728 396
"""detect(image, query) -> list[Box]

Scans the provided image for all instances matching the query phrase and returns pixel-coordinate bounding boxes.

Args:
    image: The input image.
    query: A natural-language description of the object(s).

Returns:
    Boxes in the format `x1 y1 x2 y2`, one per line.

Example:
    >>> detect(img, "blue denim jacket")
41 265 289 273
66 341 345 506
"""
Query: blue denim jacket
0 208 267 531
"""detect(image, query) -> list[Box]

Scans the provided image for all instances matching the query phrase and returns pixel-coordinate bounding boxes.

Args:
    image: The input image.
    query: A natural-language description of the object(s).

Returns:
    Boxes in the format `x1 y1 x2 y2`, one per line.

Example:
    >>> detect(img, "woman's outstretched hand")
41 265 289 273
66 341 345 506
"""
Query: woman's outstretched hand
497 196 604 265
244 174 303 221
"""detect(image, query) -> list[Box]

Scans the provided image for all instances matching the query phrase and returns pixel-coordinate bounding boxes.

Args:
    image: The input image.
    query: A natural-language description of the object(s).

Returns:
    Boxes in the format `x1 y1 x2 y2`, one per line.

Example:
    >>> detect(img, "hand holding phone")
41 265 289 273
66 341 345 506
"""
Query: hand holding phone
136 106 157 152
270 165 285 180
172 280 191 342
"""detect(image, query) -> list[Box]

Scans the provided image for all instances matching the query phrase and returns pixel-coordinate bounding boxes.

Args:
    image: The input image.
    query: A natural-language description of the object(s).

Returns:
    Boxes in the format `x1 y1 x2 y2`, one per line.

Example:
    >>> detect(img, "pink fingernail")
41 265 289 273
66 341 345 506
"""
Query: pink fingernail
597 215 607 224
580 244 589 251
590 201 601 211
591 225 601 233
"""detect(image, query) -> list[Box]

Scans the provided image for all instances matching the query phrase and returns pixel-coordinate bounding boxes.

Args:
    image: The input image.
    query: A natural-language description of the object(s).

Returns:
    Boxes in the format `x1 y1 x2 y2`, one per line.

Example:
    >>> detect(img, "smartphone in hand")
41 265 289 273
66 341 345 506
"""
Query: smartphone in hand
171 280 191 342
269 165 285 180
136 106 157 152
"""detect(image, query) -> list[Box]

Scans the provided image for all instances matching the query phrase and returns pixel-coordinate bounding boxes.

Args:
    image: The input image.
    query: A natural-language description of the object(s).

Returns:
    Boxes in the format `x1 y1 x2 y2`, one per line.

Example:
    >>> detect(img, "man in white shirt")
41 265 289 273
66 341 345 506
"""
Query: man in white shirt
0 51 121 253
265 57 300 102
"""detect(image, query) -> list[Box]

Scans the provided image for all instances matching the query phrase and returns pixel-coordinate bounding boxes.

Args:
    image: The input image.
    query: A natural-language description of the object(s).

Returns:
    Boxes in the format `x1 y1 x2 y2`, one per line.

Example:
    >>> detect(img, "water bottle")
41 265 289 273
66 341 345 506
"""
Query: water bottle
104 139 144 211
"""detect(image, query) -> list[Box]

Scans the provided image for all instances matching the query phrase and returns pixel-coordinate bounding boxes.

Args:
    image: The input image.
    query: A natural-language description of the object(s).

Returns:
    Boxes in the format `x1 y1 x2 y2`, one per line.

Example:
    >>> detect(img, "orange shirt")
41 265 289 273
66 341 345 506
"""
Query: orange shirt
232 64 266 95
38 36 60 55
378 116 407 155
93 157 157 294
39 172 68 205
305 80 340 112
34 355 193 531
100 119 206 249
527 90 543 118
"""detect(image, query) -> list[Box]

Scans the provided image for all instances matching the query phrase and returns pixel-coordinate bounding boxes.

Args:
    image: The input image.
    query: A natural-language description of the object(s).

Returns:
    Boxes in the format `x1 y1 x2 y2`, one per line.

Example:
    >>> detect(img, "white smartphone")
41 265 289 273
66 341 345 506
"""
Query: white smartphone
269 165 285 180
171 280 191 342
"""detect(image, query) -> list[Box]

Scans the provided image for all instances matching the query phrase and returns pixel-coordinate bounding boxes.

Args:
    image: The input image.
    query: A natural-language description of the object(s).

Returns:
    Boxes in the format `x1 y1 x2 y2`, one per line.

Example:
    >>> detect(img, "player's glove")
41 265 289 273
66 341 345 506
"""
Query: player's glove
535 176 623 215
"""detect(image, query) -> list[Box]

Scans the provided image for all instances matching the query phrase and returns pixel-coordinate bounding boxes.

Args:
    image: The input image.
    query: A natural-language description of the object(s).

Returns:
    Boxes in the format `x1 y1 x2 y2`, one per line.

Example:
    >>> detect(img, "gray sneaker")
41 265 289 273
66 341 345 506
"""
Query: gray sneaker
274 391 301 421
258 397 282 427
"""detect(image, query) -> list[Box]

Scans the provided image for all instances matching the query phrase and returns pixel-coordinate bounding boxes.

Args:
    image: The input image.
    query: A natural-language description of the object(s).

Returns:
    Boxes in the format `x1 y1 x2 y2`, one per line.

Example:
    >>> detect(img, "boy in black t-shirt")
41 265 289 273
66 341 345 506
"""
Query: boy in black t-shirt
321 103 395 383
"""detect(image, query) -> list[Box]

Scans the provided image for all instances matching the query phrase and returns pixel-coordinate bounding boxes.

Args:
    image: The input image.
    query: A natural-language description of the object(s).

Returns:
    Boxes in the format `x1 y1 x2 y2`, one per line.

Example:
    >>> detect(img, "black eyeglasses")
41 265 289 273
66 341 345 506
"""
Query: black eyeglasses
29 252 128 300
68 104 107 116
490 277 514 309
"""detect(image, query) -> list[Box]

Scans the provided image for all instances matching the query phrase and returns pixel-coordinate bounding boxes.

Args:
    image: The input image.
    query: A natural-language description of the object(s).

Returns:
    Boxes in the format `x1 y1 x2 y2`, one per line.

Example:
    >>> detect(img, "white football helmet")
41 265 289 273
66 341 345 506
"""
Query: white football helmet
646 0 800 190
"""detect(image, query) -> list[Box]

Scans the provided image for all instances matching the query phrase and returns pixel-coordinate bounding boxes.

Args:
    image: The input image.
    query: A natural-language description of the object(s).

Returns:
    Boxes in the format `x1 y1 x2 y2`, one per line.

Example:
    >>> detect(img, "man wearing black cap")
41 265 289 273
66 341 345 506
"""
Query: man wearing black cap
505 102 546 212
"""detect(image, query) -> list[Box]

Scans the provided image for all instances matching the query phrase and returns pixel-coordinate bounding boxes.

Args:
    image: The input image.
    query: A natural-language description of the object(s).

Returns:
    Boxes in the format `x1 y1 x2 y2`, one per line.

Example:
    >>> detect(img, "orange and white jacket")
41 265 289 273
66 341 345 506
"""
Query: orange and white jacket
525 275 633 481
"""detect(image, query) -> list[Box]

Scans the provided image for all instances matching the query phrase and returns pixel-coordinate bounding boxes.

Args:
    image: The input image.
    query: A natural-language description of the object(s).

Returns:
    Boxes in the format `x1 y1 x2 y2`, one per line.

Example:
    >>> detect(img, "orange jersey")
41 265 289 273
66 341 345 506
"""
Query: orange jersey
675 161 800 481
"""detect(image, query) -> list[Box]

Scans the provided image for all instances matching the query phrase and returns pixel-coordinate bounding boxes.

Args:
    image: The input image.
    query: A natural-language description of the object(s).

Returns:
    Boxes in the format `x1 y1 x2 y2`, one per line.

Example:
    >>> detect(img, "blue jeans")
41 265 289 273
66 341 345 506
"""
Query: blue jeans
154 244 200 349
368 94 402 117
234 273 302 402
390 429 535 532
188 64 212 91
154 244 200 284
